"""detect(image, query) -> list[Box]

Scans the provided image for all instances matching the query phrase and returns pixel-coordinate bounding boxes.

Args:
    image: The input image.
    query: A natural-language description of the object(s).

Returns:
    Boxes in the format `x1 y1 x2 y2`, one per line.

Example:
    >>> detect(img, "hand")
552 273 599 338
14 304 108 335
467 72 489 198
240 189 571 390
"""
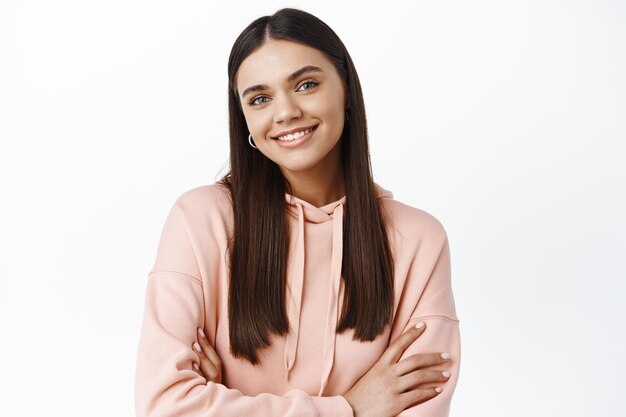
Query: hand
191 327 223 384
343 322 451 417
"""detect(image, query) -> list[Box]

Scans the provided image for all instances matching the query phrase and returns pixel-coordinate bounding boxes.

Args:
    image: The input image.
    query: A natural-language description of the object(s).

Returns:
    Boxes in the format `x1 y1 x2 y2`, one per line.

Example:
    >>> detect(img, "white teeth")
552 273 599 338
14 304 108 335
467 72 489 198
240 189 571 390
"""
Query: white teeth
277 128 312 141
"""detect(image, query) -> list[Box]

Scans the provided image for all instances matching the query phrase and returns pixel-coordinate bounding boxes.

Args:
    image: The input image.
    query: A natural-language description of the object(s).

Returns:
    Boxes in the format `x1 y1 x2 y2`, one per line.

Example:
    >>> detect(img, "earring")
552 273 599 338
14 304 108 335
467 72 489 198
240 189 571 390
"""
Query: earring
248 133 258 149
345 110 350 122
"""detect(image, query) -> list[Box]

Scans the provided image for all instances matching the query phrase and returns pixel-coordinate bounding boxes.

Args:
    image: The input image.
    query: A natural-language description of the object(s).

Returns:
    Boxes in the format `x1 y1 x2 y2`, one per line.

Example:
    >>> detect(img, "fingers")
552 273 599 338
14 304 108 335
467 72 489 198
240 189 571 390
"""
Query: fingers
191 340 217 380
197 327 223 369
398 386 443 408
397 369 451 393
191 327 222 383
394 351 451 376
380 321 427 365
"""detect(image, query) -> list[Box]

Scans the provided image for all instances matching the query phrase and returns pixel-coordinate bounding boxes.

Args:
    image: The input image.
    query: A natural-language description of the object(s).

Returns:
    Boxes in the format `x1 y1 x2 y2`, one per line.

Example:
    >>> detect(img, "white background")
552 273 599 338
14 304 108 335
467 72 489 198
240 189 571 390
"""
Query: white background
1 0 625 416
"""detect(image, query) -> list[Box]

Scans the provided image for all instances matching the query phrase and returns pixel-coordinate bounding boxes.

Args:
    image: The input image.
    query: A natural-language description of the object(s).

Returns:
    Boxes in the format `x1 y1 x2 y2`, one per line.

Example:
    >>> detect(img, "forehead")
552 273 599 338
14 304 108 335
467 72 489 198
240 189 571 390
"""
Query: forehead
236 39 336 91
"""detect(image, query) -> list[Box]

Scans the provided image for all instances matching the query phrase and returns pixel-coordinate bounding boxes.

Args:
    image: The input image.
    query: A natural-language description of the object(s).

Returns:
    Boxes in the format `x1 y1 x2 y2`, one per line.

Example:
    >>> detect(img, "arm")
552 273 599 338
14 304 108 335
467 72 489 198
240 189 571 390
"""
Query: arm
394 235 461 417
134 200 353 417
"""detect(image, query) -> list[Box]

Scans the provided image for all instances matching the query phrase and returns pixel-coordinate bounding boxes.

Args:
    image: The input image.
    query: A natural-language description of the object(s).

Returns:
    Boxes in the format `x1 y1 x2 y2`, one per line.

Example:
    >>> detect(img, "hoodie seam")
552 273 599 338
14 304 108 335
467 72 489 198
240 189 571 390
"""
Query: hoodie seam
176 202 208 327
408 315 460 324
148 270 203 287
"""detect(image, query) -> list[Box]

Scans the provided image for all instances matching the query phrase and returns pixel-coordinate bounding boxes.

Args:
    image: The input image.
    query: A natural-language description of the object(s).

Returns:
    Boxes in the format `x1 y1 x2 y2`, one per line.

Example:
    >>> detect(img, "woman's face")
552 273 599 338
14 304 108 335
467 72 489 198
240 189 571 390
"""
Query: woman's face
236 39 348 180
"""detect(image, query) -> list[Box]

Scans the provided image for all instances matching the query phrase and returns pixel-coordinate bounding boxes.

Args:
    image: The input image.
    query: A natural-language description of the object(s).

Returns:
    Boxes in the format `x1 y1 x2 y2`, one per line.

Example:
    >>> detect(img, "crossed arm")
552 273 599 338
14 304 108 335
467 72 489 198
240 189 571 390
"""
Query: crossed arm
190 320 457 417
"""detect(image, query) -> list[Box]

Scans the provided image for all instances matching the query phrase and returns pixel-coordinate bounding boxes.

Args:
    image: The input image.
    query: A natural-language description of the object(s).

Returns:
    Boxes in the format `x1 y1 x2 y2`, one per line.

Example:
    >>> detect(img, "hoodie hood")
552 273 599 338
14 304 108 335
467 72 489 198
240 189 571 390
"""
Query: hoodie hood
282 182 393 396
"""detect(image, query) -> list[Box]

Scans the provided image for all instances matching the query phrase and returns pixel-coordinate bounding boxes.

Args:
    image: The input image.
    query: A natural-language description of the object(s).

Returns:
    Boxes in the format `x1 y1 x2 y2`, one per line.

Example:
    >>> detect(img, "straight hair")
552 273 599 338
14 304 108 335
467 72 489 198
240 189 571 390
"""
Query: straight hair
218 7 394 364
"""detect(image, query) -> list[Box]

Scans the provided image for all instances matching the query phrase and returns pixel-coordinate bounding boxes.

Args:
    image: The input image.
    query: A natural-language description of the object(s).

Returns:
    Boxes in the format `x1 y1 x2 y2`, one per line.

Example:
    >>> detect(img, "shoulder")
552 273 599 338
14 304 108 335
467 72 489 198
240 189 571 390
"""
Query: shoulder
170 182 233 226
375 184 448 245
150 183 233 279
174 182 231 210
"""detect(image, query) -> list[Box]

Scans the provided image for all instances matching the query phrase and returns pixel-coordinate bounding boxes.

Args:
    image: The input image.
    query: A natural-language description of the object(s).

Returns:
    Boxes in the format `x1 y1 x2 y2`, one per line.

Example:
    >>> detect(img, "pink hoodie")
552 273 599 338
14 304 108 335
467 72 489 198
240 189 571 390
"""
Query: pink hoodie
134 182 460 417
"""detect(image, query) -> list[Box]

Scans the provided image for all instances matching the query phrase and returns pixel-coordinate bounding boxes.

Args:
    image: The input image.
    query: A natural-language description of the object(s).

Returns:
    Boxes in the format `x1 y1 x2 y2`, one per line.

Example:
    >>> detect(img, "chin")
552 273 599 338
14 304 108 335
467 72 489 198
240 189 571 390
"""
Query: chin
279 163 316 174
277 159 323 174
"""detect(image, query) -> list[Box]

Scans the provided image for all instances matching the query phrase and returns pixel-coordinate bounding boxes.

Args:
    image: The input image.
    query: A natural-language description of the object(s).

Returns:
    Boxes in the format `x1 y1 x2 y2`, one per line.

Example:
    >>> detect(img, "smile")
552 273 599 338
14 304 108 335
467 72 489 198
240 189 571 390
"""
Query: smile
273 125 318 141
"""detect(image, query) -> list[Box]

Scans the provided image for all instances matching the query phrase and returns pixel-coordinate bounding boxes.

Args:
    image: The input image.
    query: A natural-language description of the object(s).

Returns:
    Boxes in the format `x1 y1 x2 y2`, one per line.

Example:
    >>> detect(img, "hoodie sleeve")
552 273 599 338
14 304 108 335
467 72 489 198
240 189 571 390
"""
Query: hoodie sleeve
134 199 354 417
393 233 461 417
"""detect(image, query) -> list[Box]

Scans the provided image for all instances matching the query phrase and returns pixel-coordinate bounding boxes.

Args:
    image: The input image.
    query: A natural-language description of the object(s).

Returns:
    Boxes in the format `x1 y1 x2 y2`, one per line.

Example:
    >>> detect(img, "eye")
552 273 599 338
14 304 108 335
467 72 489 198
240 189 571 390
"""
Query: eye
297 80 319 91
249 96 270 106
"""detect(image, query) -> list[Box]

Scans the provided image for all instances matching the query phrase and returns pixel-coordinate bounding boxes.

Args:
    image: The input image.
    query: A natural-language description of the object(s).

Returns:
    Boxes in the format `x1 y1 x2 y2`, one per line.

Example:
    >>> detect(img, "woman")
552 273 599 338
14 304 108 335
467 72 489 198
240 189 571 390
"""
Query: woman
135 8 460 417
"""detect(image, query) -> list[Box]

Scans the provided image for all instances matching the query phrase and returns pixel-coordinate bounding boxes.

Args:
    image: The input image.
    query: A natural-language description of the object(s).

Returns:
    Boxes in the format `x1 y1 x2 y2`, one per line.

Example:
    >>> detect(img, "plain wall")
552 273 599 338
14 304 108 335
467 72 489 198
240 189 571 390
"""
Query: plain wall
1 0 624 415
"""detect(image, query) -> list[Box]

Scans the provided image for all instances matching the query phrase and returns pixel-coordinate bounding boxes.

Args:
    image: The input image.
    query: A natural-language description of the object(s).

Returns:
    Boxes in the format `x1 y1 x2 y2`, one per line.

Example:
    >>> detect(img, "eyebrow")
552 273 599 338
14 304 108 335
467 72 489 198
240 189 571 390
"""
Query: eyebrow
240 65 324 99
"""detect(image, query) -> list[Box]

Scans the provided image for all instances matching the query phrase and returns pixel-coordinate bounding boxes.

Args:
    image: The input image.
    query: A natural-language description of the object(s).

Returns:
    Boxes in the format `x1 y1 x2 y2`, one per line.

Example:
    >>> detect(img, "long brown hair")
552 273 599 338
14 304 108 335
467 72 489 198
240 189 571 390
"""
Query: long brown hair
218 7 394 364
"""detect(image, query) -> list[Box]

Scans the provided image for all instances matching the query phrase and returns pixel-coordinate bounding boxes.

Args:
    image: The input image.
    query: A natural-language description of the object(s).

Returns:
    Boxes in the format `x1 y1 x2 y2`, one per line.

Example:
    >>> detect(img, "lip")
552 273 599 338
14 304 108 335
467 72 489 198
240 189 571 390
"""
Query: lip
271 124 319 140
273 125 317 148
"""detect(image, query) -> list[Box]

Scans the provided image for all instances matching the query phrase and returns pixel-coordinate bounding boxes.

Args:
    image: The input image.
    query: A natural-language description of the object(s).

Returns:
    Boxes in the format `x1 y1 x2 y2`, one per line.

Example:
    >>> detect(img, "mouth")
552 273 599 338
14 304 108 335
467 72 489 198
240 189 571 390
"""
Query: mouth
272 124 319 142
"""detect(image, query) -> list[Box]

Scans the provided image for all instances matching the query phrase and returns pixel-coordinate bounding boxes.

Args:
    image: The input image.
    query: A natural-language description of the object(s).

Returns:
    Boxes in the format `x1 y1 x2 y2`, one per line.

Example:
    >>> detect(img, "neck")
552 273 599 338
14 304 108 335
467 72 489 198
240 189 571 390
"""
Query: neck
281 149 346 208
285 173 346 208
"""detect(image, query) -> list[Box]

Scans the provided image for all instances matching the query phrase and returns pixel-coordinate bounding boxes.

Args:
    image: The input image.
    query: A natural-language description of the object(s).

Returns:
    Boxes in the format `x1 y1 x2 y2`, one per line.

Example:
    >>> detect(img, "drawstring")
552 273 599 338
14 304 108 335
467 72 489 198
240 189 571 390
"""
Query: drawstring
280 184 389 393
285 197 344 396
284 202 305 381
318 203 344 395
282 200 345 395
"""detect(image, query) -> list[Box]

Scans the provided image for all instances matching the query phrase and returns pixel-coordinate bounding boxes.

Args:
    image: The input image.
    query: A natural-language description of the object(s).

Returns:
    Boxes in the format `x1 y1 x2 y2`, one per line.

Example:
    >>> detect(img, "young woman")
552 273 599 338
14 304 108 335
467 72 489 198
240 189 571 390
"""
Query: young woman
135 8 460 417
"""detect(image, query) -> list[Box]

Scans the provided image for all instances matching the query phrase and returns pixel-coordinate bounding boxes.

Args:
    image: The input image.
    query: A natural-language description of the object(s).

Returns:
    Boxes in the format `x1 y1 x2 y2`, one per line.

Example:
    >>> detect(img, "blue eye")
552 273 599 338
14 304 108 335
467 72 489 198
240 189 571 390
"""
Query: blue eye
298 80 319 91
249 96 269 106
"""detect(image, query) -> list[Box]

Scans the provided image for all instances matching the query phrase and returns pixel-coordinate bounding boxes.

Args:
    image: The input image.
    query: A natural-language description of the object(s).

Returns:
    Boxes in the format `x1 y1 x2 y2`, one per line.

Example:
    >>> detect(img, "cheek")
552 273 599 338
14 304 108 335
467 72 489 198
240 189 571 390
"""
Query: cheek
321 101 346 134
303 95 345 128
243 112 272 138
321 90 346 124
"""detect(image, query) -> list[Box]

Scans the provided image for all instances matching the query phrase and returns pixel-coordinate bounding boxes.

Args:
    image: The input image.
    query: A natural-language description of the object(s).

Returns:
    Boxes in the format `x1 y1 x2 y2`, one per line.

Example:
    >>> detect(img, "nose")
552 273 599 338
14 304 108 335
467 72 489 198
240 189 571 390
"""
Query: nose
273 93 302 124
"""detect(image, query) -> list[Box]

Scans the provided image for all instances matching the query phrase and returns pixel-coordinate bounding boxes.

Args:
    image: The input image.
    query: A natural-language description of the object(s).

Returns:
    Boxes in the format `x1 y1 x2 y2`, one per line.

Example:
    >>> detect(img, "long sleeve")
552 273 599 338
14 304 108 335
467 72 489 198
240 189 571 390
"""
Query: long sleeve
134 200 354 417
393 234 461 417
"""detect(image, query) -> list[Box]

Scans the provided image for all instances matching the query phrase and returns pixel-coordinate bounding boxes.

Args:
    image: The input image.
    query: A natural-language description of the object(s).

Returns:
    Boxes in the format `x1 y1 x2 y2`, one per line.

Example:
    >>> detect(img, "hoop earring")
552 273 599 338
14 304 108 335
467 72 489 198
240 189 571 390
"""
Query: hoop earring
248 134 258 149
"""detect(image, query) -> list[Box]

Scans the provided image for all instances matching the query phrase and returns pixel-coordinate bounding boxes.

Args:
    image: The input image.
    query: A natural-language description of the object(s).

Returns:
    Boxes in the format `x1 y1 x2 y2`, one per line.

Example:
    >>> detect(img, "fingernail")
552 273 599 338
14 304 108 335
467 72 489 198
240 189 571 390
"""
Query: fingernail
435 387 443 393
193 342 202 353
193 362 199 370
198 328 205 338
442 371 451 378
441 352 450 359
415 321 425 329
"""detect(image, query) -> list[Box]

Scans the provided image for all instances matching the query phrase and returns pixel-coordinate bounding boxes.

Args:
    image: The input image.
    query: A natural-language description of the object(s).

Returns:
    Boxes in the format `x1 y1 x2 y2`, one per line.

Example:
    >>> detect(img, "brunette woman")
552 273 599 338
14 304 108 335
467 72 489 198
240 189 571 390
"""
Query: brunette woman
135 8 460 417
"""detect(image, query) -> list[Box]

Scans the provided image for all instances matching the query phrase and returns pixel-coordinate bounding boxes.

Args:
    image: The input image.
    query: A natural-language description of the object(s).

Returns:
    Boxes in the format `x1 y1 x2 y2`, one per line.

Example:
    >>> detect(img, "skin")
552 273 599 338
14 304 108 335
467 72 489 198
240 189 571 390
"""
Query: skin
190 39 452 416
192 324 450 417
236 38 348 207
